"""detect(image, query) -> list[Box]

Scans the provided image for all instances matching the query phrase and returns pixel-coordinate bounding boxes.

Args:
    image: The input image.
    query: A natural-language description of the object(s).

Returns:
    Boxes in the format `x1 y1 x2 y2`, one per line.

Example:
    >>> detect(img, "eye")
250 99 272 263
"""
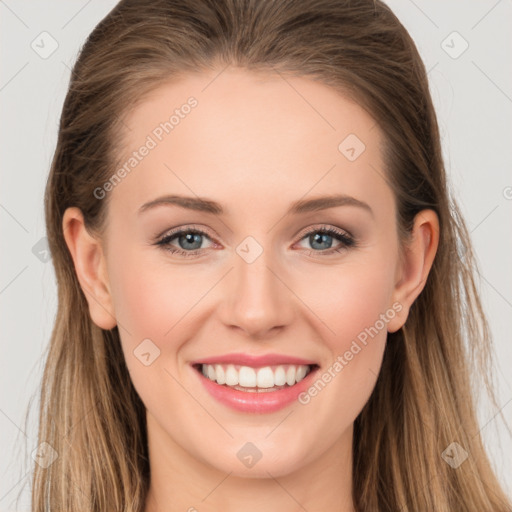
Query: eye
155 224 356 258
294 225 356 256
155 225 216 258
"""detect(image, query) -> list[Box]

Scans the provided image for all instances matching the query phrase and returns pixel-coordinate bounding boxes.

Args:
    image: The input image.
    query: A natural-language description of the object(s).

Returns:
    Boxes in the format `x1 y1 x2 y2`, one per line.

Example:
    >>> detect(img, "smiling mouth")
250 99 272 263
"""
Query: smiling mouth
192 363 320 392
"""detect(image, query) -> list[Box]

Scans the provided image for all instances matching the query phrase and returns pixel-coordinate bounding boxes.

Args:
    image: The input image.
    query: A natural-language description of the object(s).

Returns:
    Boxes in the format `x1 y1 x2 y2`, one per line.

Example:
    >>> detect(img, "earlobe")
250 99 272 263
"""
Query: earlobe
387 209 440 333
62 207 117 330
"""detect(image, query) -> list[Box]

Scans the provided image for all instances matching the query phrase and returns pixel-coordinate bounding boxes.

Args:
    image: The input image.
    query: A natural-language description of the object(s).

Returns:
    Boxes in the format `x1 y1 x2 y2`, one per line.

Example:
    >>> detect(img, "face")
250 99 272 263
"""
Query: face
93 68 406 477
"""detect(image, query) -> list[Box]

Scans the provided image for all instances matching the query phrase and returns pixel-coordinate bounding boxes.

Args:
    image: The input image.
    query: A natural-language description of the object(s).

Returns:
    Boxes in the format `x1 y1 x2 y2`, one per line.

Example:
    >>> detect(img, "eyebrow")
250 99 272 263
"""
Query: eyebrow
138 194 373 217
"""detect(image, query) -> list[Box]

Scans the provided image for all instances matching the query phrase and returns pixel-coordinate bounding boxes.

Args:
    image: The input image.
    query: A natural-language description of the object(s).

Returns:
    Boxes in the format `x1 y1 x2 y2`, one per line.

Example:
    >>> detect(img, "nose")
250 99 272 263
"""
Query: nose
217 243 295 339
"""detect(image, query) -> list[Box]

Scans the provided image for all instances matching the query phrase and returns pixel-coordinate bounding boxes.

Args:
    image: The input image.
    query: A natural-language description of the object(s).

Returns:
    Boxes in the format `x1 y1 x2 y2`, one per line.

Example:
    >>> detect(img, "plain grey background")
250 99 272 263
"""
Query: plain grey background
1 1 511 510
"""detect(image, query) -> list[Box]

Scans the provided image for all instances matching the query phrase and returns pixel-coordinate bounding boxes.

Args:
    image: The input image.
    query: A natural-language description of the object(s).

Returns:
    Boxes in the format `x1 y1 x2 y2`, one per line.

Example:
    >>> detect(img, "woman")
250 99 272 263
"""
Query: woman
32 0 511 510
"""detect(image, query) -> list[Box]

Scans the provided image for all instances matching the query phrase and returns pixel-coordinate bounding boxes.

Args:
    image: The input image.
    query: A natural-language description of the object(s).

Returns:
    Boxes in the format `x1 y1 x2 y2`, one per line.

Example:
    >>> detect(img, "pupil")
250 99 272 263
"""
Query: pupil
181 233 202 250
311 233 332 250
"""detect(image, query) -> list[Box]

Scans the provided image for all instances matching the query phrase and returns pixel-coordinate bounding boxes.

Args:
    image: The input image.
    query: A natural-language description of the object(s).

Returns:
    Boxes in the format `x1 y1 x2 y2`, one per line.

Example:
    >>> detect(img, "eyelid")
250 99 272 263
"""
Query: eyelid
293 223 354 241
156 224 218 242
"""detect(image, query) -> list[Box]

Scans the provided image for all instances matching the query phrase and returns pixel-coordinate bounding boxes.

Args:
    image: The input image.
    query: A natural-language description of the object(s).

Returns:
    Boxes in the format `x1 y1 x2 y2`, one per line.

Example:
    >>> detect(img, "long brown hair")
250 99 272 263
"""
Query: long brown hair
29 0 511 510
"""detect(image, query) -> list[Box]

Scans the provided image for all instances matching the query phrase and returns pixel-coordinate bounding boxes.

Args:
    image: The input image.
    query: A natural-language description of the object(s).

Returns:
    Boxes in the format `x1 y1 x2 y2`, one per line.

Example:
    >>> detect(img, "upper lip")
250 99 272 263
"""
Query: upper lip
190 353 318 368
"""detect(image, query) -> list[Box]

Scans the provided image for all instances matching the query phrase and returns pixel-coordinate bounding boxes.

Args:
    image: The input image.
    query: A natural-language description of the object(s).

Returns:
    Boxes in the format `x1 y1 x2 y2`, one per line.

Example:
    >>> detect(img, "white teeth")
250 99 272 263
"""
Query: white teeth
286 366 296 386
296 365 307 381
215 364 226 385
225 364 239 386
200 363 312 389
256 367 274 388
274 366 287 386
239 366 257 387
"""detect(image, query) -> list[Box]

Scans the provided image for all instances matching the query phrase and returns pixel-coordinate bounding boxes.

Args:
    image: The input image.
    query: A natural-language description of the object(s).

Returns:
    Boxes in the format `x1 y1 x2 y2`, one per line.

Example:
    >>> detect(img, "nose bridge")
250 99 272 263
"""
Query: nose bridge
220 235 293 337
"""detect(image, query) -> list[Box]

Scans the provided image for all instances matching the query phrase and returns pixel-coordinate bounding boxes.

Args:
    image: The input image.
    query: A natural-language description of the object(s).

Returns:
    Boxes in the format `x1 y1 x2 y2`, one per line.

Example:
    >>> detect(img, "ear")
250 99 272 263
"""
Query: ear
387 209 439 333
62 207 117 330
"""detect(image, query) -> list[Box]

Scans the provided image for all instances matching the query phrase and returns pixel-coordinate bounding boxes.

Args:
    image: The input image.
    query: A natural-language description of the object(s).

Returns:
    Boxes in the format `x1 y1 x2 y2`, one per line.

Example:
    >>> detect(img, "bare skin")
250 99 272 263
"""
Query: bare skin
63 67 439 512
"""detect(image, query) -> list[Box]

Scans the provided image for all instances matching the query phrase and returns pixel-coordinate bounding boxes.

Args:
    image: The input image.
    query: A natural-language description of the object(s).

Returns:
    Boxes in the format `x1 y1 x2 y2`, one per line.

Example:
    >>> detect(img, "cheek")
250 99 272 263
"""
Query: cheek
107 246 207 340
106 250 201 405
337 267 394 343
294 251 397 409
299 254 397 349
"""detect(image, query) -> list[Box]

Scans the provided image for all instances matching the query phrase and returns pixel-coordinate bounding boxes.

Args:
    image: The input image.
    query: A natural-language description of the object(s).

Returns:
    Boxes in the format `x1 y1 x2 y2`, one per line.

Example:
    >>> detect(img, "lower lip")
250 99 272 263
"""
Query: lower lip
193 365 320 414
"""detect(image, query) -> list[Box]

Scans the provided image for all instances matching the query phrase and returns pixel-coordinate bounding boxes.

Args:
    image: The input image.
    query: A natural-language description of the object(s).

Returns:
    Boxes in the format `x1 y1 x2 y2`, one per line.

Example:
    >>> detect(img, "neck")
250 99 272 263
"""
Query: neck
143 412 356 512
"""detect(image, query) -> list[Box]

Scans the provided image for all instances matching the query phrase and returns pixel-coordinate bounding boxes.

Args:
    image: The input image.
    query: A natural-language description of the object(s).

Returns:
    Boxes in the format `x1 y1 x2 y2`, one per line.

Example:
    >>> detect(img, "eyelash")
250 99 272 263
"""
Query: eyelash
155 224 356 258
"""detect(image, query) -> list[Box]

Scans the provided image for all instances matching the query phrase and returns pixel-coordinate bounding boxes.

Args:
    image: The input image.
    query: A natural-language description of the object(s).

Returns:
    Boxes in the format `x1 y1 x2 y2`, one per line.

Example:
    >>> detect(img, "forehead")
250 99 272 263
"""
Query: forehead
110 68 389 218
